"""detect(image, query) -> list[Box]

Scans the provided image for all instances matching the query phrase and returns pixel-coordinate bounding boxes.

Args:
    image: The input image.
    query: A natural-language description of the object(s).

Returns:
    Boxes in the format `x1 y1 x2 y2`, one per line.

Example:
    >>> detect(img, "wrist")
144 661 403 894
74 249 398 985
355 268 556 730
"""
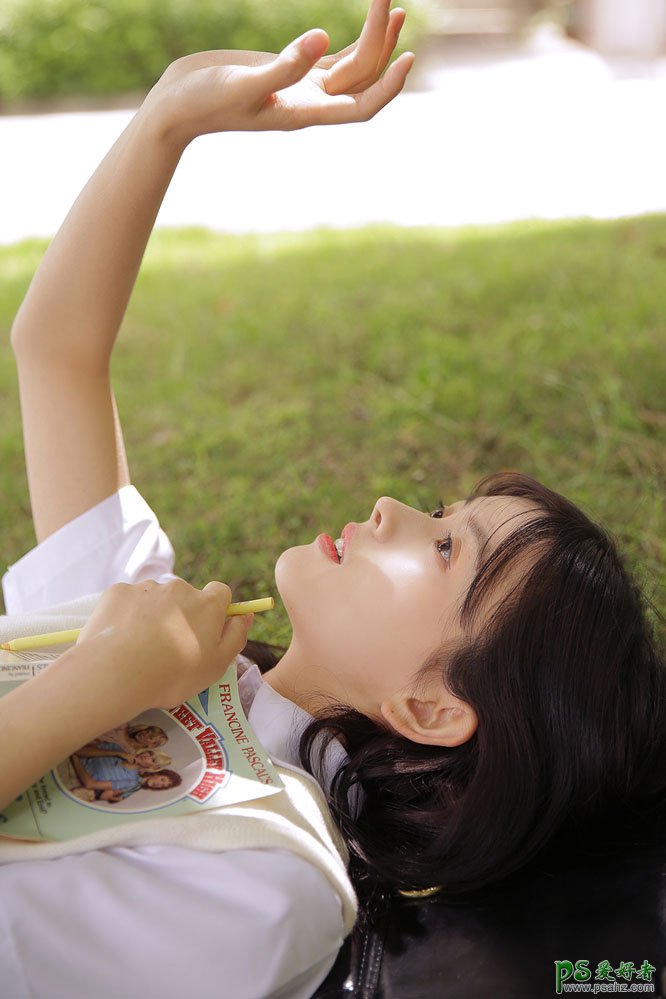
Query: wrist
56 639 143 725
138 79 198 154
66 634 151 721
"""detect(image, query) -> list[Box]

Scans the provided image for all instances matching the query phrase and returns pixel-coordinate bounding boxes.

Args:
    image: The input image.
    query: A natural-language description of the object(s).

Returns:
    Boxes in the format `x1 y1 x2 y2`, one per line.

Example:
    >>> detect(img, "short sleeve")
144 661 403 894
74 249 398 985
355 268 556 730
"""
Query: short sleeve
2 485 179 614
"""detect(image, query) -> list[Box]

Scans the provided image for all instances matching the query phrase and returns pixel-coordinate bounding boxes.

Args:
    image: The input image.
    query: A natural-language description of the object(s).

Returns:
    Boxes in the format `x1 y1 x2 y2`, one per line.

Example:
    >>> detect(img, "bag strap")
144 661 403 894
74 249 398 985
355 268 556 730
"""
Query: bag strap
311 898 392 998
350 917 389 998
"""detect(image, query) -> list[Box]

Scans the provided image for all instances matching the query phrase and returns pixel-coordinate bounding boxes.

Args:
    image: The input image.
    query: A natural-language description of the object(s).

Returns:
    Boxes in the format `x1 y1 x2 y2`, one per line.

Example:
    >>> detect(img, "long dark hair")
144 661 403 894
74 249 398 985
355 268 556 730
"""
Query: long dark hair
245 473 666 927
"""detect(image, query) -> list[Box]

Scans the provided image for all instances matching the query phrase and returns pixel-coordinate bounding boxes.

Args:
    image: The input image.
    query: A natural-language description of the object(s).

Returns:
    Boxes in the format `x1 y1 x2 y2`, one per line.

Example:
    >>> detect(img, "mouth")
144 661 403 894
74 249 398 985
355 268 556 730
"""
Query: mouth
317 534 340 564
317 524 356 564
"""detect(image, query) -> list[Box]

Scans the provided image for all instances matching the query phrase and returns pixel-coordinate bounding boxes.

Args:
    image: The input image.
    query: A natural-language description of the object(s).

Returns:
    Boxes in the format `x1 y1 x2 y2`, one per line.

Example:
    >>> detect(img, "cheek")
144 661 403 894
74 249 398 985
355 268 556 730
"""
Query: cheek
350 549 443 633
374 547 427 581
274 543 451 667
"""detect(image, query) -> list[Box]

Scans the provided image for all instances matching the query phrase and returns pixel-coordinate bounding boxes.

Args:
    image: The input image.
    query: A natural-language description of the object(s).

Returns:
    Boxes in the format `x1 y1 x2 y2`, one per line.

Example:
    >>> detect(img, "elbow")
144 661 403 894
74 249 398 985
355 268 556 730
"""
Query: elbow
9 317 35 362
9 297 30 352
9 320 23 357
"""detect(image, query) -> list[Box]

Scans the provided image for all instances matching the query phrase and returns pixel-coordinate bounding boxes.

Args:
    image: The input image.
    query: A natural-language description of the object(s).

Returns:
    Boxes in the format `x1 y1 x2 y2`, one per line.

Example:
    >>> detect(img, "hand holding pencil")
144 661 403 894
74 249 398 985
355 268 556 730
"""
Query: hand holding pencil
39 579 273 713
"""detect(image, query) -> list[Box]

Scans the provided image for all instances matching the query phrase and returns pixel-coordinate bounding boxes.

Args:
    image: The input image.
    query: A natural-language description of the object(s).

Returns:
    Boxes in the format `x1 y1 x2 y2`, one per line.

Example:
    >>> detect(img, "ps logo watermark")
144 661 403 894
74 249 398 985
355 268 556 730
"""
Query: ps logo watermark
554 959 657 994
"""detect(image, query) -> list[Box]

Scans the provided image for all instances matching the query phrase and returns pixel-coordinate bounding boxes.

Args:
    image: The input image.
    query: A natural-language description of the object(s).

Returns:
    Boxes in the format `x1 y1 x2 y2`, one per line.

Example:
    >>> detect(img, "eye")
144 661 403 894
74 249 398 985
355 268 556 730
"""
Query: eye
430 499 446 519
434 532 454 566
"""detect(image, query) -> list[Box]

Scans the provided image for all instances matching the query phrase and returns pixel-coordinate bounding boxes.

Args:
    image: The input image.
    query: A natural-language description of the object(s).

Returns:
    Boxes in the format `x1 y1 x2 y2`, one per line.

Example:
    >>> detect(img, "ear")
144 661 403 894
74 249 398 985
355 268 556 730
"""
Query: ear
380 692 478 748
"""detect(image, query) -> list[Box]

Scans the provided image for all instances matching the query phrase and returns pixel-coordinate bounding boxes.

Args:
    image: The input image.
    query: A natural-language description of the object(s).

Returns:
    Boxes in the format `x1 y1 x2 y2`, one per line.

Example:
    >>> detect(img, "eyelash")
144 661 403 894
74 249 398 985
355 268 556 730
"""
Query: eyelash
430 502 453 566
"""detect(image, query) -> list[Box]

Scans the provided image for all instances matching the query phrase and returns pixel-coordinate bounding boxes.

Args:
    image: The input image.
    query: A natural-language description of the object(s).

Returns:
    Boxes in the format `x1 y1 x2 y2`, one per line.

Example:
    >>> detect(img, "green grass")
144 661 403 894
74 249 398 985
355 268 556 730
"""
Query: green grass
0 216 664 646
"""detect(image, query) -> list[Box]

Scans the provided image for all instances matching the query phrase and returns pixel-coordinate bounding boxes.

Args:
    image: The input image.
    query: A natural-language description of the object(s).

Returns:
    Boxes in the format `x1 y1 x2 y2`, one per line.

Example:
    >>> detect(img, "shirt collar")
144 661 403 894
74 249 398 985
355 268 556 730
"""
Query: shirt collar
236 655 363 818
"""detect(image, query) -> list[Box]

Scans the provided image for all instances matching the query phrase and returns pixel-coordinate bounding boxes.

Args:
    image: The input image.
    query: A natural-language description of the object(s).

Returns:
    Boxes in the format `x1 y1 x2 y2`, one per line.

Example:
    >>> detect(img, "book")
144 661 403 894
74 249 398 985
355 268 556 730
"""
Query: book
0 645 284 842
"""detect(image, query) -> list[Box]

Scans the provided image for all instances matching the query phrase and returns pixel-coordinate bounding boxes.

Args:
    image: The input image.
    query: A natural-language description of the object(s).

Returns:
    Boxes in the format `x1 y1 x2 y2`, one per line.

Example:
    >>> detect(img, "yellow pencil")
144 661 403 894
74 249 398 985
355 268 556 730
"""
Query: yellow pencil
0 597 274 652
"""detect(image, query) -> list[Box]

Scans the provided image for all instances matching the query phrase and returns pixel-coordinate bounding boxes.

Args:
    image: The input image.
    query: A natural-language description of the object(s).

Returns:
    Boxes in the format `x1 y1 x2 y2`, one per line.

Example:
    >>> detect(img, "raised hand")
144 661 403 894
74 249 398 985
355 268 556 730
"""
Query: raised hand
143 0 414 147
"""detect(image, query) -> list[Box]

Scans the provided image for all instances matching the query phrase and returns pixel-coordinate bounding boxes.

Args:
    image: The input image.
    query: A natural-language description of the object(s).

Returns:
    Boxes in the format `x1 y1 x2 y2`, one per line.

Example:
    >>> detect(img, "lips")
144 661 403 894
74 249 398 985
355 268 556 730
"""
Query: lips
340 524 358 562
341 523 356 558
317 524 356 564
317 534 340 564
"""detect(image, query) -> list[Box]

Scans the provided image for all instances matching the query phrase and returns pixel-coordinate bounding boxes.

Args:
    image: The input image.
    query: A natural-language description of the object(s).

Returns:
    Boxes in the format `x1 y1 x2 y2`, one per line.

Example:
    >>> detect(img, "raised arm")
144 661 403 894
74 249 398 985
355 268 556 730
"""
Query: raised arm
8 107 186 542
8 0 411 543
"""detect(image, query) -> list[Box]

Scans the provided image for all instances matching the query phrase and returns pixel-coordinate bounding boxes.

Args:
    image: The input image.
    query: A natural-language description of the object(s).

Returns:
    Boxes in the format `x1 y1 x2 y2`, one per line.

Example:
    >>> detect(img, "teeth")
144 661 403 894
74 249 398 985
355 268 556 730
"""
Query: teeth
334 538 344 560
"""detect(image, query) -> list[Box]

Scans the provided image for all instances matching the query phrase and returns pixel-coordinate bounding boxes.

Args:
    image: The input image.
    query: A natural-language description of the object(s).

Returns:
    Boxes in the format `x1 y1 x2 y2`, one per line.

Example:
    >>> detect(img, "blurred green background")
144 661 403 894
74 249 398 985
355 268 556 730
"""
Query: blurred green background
1 217 664 643
0 0 430 103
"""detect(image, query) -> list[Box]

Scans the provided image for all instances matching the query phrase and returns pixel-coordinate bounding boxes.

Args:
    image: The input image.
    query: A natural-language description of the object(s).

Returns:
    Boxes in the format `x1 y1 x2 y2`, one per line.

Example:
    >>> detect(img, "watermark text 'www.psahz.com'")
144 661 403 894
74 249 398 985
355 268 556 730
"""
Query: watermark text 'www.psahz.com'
554 960 657 995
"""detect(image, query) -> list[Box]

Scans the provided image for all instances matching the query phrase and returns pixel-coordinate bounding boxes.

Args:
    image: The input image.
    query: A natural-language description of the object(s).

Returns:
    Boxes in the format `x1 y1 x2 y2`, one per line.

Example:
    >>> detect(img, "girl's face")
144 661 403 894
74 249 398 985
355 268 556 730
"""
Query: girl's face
135 750 155 768
144 774 173 789
135 728 166 749
272 493 537 744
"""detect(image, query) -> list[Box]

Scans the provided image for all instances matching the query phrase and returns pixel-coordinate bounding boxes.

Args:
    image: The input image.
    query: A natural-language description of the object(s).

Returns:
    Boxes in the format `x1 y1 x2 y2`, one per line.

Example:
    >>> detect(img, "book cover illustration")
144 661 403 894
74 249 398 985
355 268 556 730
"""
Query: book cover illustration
0 648 284 842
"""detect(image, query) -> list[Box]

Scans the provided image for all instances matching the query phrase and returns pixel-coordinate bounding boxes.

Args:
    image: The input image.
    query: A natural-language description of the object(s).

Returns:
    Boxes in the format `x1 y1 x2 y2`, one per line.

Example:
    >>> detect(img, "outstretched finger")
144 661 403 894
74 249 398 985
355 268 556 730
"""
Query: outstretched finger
306 51 414 127
319 7 405 82
373 8 406 80
248 29 330 100
324 0 401 96
334 8 406 96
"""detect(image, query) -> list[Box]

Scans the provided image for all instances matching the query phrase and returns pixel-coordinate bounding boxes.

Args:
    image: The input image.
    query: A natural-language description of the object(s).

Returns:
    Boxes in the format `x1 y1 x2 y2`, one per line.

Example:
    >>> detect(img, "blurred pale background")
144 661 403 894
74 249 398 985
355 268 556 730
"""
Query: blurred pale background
2 0 666 242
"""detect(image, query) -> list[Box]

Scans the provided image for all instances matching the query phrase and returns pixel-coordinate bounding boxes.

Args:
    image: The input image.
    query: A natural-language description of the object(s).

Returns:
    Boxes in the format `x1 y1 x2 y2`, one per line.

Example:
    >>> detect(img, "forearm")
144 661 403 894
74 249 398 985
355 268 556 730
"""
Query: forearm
10 103 185 372
0 641 137 811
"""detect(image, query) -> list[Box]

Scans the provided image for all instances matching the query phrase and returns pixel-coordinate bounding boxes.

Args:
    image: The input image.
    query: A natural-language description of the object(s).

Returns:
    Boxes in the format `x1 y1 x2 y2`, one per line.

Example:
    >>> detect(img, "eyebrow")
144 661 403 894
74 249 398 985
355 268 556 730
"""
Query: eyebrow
464 513 489 575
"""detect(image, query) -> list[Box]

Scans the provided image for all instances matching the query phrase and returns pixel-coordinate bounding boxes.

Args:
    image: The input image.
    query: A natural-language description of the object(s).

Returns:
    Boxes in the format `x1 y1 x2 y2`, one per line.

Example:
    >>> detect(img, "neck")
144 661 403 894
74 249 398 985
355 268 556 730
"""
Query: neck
262 640 345 717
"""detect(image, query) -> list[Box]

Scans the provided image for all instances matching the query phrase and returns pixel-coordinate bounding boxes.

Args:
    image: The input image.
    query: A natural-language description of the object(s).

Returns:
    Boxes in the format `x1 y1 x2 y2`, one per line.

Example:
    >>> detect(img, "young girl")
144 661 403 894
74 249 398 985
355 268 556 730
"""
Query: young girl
0 0 664 995
70 752 182 801
74 743 173 772
91 722 169 753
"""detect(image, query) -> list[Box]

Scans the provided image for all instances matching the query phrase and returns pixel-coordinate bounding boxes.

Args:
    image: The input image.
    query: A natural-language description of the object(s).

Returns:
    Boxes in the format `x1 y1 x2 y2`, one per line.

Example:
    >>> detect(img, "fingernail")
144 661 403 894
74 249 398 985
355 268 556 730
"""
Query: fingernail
302 31 324 59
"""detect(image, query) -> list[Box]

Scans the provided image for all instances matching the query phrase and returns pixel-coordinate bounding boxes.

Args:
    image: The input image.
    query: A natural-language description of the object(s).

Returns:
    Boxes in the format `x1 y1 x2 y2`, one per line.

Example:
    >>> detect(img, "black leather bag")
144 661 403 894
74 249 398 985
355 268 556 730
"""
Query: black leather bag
314 842 666 998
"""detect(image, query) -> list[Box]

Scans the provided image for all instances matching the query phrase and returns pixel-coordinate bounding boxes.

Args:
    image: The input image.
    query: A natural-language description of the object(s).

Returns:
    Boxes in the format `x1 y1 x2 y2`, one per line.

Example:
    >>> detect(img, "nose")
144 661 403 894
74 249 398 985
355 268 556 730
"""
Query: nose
371 496 409 537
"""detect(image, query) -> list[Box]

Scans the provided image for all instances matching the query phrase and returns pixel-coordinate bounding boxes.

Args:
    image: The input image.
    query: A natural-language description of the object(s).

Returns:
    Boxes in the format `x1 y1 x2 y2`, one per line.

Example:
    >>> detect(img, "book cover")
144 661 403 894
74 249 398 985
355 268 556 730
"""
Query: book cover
0 647 284 841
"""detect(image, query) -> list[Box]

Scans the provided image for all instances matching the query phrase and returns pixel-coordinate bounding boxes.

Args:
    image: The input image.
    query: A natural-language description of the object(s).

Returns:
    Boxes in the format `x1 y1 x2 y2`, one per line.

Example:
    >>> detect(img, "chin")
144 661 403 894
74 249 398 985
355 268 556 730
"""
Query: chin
274 541 326 629
274 543 307 616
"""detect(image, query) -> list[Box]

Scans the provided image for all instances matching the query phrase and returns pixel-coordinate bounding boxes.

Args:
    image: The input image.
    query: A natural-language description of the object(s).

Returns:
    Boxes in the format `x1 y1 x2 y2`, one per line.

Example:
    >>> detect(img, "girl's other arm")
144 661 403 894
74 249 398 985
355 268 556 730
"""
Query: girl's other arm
10 112 184 544
8 1 411 545
10 111 183 374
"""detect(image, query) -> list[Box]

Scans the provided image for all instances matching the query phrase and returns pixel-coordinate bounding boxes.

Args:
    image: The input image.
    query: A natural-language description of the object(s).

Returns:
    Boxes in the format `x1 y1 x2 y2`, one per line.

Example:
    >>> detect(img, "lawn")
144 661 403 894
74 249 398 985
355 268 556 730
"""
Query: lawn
0 216 664 646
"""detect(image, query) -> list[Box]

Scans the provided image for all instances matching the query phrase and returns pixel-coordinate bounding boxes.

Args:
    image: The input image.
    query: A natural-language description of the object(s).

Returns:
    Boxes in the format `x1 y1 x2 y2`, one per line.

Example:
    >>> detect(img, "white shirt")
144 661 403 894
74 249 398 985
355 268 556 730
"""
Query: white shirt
0 486 355 999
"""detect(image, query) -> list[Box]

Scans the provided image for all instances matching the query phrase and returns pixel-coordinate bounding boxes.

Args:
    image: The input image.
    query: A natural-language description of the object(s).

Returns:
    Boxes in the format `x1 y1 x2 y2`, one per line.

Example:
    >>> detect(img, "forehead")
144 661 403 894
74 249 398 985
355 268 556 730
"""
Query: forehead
450 494 538 538
454 494 546 625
